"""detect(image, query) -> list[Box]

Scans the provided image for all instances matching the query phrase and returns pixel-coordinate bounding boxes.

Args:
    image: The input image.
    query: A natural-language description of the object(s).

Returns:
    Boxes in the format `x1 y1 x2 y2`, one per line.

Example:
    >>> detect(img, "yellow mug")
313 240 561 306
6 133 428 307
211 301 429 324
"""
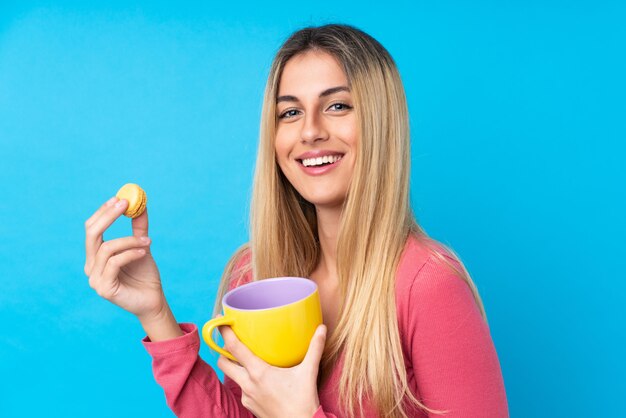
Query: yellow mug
202 277 323 368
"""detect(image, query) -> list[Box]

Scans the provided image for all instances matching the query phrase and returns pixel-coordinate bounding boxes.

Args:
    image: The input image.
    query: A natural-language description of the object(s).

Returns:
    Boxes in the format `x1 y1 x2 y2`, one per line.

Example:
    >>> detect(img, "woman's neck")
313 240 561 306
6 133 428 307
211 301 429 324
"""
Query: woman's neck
314 204 343 281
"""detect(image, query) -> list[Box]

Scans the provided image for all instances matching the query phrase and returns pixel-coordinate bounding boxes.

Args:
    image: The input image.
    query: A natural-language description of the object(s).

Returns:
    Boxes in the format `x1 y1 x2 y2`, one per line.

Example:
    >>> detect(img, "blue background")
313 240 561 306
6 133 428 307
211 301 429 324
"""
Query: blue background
1 1 624 417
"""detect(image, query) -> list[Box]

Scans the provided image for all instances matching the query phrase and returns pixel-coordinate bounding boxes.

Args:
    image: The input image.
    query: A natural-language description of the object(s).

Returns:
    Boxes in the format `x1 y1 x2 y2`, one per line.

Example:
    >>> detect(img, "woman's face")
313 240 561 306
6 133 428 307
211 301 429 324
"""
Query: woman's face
275 50 358 209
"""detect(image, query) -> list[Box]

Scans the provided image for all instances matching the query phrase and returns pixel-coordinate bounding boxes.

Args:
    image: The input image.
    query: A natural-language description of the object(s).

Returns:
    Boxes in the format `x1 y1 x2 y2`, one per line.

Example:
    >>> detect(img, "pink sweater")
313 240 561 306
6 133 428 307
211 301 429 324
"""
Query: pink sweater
142 235 509 417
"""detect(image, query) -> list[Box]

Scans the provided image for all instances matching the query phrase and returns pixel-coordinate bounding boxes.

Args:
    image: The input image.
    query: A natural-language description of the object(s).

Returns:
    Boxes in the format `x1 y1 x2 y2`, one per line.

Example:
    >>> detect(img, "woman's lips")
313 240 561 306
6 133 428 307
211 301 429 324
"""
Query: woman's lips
296 156 343 176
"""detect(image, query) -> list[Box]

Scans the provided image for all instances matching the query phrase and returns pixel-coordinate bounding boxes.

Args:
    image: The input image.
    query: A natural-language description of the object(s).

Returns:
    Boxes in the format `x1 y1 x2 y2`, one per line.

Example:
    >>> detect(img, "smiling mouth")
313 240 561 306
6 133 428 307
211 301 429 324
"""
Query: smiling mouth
296 154 344 167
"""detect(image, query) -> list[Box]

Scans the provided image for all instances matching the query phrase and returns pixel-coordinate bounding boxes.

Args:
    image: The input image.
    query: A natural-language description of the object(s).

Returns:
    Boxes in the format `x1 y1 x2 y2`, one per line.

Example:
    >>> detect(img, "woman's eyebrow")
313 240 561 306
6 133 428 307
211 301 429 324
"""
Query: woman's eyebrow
276 86 350 103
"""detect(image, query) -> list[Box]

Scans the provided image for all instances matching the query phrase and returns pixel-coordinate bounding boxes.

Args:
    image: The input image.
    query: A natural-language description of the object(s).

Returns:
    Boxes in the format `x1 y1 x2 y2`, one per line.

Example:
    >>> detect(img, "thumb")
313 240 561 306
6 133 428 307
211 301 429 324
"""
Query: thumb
132 206 149 237
302 324 327 371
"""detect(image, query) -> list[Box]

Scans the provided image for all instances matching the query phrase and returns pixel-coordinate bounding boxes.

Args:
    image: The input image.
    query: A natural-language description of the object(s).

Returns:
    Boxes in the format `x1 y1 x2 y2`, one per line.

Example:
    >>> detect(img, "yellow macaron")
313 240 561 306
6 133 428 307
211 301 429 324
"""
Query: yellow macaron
115 183 147 219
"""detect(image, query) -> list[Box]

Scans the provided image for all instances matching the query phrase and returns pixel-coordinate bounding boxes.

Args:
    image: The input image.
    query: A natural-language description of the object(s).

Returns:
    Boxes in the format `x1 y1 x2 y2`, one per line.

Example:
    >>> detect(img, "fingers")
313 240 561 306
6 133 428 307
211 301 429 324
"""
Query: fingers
302 324 327 374
131 206 149 238
84 197 119 274
217 355 249 388
84 198 128 275
90 235 151 278
85 196 118 229
216 323 250 387
89 247 149 300
220 325 264 371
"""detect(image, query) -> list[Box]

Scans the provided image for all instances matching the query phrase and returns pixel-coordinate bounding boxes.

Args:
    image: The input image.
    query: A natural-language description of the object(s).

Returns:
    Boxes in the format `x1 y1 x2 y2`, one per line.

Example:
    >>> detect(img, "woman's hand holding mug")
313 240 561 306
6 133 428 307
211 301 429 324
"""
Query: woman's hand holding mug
205 277 326 417
217 321 327 418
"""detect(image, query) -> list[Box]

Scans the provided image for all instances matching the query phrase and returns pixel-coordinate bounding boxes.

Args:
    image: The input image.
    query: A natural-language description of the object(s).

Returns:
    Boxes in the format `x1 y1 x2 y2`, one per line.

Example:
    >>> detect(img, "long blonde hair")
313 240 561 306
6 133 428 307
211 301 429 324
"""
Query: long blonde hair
214 23 487 417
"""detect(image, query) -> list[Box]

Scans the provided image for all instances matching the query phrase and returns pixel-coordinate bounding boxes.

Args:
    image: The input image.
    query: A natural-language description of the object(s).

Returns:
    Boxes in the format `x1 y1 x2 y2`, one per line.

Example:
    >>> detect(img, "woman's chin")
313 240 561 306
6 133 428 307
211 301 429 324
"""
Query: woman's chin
302 194 347 210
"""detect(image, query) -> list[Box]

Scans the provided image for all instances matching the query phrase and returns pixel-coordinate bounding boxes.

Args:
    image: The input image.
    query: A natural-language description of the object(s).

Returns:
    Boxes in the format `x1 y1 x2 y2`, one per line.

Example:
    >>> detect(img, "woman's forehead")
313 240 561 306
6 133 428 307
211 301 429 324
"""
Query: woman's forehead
277 51 348 97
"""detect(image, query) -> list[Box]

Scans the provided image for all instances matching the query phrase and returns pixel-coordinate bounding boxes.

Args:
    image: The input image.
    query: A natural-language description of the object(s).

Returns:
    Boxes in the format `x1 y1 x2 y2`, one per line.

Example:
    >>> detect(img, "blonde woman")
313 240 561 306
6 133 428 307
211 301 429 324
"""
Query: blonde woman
84 24 509 417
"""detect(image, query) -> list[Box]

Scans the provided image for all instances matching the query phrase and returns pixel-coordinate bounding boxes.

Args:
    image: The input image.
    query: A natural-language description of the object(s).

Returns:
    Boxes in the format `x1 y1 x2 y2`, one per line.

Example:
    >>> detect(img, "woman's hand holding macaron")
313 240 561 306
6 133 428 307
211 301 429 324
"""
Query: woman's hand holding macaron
84 184 183 341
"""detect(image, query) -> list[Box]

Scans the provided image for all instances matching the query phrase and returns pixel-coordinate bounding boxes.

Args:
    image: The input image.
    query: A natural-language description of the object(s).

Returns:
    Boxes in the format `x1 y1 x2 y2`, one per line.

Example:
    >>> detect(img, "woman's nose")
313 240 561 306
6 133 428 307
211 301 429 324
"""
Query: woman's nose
300 112 329 144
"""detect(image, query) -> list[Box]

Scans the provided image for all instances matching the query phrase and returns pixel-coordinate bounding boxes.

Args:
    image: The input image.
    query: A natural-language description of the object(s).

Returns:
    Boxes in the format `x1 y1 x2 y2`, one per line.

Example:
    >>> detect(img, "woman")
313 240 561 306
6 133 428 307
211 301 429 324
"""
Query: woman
84 24 509 417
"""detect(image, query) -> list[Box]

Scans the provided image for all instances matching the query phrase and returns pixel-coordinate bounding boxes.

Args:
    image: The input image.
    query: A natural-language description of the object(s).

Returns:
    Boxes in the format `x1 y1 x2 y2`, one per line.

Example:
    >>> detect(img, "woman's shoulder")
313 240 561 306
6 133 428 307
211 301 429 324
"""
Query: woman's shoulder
227 243 253 291
396 234 467 306
395 234 484 347
397 234 458 280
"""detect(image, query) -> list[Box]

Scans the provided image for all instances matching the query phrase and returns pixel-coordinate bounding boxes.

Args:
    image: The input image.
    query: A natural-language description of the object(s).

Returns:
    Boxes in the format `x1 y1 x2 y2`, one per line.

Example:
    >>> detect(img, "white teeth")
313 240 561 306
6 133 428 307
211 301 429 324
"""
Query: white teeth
302 154 343 167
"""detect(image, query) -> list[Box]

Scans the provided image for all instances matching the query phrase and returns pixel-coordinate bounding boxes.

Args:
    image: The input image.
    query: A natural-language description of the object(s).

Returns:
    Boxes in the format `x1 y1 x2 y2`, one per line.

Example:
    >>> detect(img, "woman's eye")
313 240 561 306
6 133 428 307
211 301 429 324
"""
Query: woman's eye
278 103 352 120
278 109 298 119
329 103 352 111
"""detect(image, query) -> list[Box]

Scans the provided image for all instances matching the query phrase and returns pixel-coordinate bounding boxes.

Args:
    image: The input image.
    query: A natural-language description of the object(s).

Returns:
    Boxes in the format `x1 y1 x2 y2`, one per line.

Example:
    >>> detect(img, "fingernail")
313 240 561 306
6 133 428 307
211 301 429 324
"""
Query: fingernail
140 236 150 243
115 199 126 208
319 325 327 337
106 197 118 206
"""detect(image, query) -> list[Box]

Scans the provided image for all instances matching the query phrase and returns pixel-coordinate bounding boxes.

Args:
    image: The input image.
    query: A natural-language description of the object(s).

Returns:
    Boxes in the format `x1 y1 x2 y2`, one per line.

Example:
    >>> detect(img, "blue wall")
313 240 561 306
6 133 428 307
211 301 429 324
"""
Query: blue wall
1 1 624 416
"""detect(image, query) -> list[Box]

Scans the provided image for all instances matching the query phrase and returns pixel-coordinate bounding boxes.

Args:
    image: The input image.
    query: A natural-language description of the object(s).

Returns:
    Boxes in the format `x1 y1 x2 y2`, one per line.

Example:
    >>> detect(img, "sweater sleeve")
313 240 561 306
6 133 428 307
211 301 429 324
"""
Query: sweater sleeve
142 322 254 418
141 248 255 417
408 255 509 417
